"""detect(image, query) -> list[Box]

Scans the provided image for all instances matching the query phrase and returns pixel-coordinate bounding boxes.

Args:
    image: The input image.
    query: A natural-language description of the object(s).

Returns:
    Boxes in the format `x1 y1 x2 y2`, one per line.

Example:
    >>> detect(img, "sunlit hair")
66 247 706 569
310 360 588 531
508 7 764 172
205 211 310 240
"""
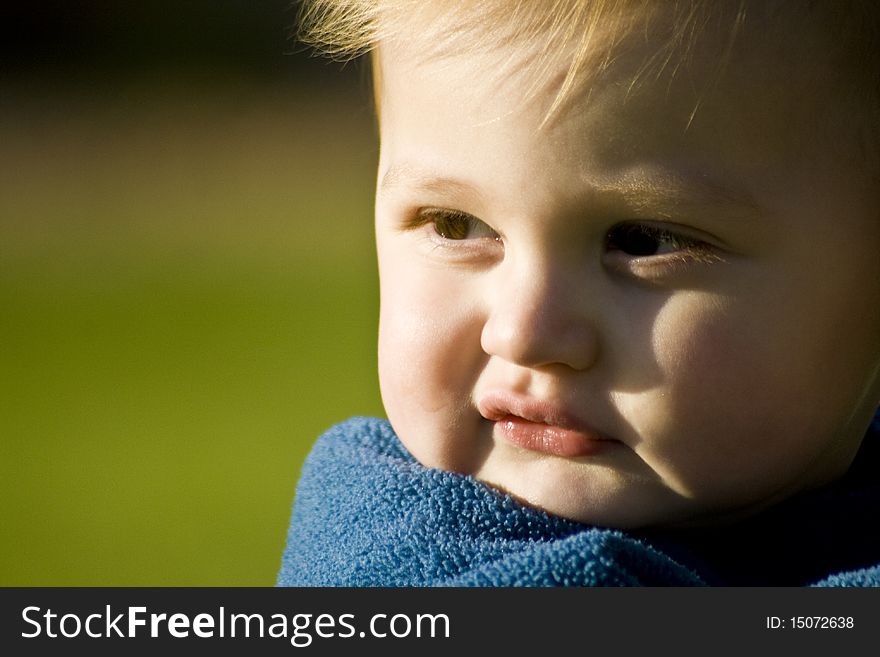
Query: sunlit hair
296 0 880 165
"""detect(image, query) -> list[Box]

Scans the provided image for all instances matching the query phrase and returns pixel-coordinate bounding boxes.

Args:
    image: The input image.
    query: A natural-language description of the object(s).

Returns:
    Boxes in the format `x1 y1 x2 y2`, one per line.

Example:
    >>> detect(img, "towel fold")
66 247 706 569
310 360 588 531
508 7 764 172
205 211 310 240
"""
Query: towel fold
277 416 879 587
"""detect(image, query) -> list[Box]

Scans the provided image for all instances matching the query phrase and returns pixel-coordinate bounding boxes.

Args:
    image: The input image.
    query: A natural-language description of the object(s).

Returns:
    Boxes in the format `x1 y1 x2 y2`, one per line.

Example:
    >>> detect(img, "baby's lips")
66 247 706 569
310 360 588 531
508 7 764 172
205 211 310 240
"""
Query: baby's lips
494 415 612 458
476 389 609 438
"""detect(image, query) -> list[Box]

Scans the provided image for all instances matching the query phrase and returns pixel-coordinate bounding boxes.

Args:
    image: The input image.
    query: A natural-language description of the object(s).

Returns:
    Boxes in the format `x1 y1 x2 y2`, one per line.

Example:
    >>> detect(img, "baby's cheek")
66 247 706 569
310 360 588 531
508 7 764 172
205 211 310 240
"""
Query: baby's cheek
643 294 797 495
651 294 747 406
377 284 488 469
380 293 479 396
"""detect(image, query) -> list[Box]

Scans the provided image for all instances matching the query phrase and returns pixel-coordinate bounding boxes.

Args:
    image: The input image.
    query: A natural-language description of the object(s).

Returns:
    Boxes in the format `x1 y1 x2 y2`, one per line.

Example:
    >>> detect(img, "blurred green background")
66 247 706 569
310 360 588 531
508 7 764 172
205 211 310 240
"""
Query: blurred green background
1 1 384 585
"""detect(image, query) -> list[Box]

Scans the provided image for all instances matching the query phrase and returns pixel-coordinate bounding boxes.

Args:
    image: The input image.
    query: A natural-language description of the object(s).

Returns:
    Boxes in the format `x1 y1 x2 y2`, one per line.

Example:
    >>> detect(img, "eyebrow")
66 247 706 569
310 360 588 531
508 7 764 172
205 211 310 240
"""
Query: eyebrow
379 163 482 199
606 169 764 220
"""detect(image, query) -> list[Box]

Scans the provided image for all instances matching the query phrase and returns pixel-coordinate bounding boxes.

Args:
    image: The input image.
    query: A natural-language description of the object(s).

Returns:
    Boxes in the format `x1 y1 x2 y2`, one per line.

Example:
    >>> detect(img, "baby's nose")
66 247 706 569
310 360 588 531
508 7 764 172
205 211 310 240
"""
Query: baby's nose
480 260 600 371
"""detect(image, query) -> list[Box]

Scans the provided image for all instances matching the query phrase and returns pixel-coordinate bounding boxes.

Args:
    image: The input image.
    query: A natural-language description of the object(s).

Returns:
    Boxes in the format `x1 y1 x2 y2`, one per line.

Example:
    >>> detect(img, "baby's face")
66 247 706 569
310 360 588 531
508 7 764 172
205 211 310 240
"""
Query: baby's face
373 14 880 528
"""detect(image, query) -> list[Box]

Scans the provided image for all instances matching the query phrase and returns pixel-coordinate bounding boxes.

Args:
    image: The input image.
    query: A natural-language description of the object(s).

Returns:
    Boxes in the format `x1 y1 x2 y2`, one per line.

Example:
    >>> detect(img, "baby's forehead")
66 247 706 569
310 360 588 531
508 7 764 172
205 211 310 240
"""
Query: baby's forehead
377 2 873 165
382 0 847 120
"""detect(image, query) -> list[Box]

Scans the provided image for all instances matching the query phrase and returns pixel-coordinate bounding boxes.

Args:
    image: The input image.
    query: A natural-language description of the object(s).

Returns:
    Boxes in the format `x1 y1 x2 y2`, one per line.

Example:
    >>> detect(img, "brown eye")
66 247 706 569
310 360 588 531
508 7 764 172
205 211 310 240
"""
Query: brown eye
434 213 472 240
418 208 499 241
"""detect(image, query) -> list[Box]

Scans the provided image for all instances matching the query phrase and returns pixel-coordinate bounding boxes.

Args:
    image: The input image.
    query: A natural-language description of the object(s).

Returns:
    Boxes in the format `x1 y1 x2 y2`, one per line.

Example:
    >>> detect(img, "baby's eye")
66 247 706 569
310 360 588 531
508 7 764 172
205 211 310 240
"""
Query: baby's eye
605 223 695 256
418 208 500 242
604 222 722 278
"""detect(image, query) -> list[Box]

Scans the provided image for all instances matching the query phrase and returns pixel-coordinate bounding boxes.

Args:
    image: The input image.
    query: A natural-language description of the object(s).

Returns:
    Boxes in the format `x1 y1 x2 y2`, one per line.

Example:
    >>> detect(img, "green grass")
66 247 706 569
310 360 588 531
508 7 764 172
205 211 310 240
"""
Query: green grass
0 80 384 585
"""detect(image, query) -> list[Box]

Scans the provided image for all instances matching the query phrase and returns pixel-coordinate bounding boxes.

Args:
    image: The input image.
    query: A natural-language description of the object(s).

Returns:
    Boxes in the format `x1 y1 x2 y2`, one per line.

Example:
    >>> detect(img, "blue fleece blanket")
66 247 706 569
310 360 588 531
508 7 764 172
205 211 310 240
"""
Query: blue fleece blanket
277 417 880 587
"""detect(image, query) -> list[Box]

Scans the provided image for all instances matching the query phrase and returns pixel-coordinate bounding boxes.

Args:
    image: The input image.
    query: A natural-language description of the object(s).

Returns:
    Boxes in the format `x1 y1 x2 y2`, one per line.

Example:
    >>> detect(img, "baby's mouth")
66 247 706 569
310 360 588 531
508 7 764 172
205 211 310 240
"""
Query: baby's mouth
477 391 614 458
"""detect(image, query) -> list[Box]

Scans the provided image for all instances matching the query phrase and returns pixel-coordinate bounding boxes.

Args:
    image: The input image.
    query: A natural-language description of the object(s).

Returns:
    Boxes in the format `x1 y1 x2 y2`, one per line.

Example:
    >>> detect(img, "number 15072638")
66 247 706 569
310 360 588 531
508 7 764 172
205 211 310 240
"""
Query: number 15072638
766 616 854 630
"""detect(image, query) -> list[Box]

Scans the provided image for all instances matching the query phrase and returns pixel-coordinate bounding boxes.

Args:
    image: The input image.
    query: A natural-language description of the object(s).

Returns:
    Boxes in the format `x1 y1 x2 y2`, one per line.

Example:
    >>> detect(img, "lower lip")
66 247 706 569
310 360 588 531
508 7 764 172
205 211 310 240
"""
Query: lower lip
495 415 609 457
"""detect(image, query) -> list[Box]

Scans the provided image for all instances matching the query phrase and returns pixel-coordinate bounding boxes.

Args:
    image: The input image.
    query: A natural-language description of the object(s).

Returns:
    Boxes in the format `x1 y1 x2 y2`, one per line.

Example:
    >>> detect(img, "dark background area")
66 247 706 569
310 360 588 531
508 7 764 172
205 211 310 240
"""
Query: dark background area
1 1 384 585
0 1 352 84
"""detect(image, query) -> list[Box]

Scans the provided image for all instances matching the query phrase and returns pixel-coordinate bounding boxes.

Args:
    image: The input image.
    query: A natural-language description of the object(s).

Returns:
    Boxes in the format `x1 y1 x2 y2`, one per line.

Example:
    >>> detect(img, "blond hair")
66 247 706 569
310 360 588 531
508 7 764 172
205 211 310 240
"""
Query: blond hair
296 0 880 164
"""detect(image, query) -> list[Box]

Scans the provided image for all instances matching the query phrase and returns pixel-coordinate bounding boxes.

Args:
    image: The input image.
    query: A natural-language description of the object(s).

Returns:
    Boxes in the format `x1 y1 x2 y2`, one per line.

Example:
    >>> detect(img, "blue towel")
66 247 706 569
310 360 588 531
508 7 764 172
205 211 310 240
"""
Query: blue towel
277 416 880 587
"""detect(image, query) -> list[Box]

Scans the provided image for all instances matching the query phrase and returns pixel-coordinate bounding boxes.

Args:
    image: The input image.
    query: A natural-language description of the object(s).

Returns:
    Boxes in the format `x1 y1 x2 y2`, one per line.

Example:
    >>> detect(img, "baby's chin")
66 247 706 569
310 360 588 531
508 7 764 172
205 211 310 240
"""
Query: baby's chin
469 458 666 530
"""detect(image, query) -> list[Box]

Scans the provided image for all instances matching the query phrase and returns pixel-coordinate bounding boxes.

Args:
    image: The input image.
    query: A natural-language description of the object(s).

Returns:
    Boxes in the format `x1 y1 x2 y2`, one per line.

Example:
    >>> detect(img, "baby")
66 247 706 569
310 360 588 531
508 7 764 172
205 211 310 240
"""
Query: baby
278 0 880 586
